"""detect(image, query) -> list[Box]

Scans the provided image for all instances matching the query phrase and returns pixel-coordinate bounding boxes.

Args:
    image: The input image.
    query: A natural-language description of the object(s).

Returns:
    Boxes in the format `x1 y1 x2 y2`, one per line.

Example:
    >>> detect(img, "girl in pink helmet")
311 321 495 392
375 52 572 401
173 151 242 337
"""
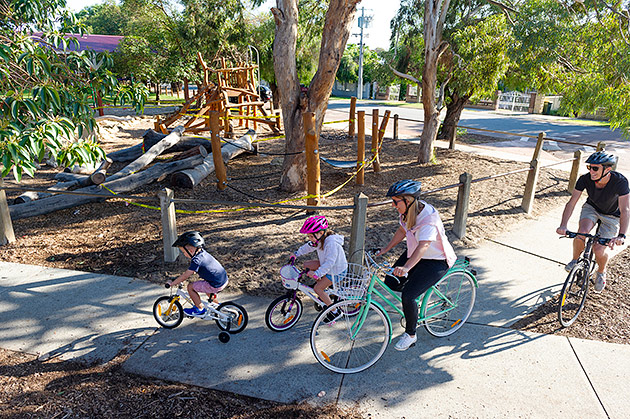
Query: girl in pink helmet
290 215 348 323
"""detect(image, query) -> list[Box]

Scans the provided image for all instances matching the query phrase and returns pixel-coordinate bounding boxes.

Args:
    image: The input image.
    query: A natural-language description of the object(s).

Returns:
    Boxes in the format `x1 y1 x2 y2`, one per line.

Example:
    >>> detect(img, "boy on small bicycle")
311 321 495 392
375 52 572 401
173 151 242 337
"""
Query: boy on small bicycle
167 231 228 317
290 216 348 324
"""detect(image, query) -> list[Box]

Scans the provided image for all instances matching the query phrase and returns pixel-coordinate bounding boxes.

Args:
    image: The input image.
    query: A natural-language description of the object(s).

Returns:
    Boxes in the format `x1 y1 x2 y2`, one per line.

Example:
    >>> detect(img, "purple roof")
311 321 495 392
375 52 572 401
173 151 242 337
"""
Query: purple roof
32 32 123 53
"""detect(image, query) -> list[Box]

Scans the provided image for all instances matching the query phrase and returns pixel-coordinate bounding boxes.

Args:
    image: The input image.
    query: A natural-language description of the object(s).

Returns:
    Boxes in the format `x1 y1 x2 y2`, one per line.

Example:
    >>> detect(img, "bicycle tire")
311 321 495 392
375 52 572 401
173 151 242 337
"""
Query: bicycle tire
558 263 589 327
265 295 303 332
310 300 390 374
216 302 248 334
153 296 184 329
423 270 476 337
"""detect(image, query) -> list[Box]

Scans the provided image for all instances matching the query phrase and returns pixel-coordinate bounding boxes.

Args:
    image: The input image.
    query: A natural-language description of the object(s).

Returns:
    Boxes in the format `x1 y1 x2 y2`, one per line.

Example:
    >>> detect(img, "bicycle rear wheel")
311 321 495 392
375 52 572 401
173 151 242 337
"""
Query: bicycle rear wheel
216 302 248 334
310 300 390 374
423 270 476 337
558 263 589 327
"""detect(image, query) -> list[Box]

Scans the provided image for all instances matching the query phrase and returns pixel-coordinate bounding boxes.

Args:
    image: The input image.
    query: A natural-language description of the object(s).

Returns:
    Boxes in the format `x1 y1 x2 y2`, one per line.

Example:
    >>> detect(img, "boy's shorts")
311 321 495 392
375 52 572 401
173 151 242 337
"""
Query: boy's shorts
579 203 620 239
191 280 228 294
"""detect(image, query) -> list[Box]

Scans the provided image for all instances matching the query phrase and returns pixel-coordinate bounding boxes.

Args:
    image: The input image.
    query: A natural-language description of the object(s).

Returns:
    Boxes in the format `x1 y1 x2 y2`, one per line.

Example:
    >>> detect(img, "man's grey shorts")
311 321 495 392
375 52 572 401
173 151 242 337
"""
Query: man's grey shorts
580 203 620 239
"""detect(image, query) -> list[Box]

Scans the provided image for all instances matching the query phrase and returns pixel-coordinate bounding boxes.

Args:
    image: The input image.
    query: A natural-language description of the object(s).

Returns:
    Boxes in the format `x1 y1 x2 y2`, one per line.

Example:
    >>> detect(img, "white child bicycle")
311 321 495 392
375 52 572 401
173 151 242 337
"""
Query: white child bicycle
153 283 248 343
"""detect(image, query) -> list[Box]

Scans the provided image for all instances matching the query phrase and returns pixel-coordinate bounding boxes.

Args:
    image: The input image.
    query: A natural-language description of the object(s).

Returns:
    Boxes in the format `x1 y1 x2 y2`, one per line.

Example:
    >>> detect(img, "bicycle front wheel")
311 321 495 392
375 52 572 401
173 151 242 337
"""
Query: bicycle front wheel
153 296 184 329
310 300 390 374
216 302 248 334
265 295 303 332
558 263 589 327
423 270 476 337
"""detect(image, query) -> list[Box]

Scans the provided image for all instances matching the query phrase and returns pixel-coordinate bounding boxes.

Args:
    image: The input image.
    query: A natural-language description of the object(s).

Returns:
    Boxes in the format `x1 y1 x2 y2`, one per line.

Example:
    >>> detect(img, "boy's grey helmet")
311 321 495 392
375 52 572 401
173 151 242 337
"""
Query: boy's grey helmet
586 151 617 166
172 231 204 248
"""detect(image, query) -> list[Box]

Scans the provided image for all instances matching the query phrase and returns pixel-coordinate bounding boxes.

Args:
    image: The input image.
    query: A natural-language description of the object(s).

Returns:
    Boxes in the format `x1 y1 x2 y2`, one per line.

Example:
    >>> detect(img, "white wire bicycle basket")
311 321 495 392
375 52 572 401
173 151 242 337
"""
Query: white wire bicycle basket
333 263 371 300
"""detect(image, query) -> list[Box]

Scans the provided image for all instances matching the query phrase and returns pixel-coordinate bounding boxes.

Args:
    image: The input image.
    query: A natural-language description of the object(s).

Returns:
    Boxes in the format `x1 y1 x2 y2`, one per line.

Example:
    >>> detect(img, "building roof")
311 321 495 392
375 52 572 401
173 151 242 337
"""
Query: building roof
32 32 123 53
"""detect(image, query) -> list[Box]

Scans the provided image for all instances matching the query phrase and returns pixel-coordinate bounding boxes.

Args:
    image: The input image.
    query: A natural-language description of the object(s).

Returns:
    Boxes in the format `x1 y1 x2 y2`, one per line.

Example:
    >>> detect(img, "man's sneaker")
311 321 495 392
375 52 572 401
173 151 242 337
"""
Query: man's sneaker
394 333 417 351
184 306 207 318
323 309 342 325
565 260 578 273
594 272 606 292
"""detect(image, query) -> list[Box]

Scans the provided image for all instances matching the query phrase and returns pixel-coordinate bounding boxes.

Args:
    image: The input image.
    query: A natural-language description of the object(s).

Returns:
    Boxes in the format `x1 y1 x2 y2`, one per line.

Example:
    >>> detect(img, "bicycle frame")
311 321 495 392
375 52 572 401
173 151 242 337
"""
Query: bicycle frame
347 255 477 342
166 286 226 322
279 265 341 307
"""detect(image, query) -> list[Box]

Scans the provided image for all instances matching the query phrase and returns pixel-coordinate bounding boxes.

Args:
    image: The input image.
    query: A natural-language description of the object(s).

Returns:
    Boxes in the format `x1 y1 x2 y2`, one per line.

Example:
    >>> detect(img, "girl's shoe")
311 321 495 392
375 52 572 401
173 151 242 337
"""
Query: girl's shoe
323 309 342 324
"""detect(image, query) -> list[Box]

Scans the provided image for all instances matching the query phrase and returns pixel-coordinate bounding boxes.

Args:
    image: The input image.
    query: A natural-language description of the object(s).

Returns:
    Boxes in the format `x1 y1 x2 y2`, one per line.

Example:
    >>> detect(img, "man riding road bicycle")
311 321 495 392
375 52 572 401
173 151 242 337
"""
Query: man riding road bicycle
556 151 629 292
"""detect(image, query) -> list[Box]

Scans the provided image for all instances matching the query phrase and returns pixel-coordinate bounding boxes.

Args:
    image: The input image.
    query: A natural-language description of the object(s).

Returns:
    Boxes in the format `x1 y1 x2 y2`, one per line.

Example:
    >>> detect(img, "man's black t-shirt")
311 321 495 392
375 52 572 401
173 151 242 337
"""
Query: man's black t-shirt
575 171 630 216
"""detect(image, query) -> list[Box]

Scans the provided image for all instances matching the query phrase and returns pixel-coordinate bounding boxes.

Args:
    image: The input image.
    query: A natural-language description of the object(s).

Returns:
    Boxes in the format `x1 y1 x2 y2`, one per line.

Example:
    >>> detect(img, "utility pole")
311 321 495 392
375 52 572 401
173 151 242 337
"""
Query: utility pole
355 8 372 100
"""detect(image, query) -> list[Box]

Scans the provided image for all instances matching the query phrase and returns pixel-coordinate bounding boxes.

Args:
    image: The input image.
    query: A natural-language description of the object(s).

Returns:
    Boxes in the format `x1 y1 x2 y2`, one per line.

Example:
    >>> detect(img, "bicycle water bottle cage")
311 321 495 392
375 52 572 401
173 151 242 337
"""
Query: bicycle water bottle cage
280 265 300 289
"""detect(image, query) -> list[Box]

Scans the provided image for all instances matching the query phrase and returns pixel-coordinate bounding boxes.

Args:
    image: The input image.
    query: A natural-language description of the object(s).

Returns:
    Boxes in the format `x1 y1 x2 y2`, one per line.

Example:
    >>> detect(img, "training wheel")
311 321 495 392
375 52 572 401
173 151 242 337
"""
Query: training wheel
218 332 230 343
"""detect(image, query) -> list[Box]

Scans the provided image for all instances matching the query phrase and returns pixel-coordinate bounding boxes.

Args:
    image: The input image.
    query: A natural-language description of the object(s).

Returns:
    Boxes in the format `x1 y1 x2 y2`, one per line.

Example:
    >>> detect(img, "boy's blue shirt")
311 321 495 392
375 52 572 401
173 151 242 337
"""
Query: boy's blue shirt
189 249 228 288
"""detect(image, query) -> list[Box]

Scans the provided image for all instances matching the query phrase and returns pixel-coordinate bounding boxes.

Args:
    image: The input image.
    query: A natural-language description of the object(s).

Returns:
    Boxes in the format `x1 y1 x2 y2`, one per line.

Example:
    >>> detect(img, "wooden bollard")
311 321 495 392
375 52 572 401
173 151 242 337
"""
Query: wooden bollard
304 112 320 207
393 114 399 140
159 188 178 263
596 141 606 151
349 96 357 138
372 109 380 172
568 150 582 193
349 192 368 265
0 178 15 245
521 158 540 214
357 111 366 186
210 112 227 191
532 132 545 161
453 172 472 239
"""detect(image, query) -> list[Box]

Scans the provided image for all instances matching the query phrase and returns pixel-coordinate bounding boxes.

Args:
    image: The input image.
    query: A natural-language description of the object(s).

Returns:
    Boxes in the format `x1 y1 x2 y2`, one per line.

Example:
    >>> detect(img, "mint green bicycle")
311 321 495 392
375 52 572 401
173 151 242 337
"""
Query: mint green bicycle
309 251 478 373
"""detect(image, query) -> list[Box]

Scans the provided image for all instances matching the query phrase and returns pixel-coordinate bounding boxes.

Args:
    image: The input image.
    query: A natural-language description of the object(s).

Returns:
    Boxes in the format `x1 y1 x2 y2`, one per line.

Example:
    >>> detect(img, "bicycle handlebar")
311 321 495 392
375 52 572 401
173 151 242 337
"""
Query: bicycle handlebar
563 231 612 245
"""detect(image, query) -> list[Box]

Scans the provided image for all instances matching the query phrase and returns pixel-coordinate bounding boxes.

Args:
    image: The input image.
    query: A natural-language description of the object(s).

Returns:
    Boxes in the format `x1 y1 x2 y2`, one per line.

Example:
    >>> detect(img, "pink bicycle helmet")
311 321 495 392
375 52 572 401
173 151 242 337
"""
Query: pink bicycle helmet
300 216 329 234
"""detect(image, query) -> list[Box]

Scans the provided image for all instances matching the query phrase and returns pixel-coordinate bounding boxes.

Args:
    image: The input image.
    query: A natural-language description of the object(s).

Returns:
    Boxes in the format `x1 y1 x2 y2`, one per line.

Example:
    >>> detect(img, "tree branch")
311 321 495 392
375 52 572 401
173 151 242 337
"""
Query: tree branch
389 64 421 84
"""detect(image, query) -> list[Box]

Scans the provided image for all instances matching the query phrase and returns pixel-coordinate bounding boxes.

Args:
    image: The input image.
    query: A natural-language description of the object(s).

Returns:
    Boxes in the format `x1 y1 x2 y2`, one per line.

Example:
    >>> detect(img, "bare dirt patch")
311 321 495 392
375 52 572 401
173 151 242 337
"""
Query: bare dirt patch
0 114 597 418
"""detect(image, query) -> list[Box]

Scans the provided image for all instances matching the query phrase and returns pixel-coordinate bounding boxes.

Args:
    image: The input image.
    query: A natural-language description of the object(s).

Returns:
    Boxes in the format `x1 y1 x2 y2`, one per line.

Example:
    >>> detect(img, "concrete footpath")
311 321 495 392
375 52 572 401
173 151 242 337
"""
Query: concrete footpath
1 200 630 418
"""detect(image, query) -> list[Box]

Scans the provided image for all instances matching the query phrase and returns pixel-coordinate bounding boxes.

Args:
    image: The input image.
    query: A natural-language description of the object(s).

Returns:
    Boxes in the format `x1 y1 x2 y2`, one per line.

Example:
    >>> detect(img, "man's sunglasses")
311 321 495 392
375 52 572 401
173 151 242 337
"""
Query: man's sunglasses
586 165 602 172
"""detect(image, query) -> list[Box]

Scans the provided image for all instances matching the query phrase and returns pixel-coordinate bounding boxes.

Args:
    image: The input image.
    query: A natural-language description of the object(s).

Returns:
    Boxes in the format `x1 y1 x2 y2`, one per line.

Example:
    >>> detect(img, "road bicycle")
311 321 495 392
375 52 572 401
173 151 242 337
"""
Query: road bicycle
310 251 478 374
265 262 364 332
558 224 611 327
153 283 248 343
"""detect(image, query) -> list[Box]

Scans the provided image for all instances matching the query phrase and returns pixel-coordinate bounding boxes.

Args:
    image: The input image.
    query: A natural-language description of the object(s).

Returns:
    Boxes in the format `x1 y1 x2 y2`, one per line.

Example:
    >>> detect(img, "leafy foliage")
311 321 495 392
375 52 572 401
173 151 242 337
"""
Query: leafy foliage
0 0 145 181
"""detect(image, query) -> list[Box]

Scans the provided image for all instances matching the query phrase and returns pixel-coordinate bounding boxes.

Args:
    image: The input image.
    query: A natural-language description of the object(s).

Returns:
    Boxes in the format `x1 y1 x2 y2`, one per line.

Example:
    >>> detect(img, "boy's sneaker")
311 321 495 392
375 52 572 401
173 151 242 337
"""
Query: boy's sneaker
564 260 578 272
323 309 342 325
184 306 207 317
394 333 417 351
594 272 606 292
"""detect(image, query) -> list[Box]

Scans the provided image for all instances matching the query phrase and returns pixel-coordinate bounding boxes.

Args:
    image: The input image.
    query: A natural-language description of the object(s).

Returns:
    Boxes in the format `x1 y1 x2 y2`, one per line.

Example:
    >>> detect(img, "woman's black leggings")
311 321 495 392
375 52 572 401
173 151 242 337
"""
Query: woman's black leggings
384 253 449 335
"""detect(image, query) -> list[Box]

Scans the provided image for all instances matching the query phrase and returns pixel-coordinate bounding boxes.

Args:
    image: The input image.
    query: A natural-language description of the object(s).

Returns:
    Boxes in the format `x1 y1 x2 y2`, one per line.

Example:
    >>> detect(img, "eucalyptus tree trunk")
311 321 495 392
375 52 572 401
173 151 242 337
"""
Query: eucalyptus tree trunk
440 92 470 148
272 0 360 192
419 0 451 163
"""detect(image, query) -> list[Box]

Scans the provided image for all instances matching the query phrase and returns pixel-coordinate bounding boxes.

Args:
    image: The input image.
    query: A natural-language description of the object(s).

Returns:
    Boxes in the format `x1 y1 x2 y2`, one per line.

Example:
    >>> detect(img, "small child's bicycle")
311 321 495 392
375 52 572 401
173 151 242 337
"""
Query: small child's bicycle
153 283 248 343
264 262 366 332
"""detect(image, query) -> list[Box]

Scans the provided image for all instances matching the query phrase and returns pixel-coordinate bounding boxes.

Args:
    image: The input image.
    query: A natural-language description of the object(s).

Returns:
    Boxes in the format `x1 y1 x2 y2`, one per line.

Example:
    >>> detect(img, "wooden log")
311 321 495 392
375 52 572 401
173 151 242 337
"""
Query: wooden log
172 145 208 161
90 158 113 185
14 191 52 205
108 143 144 162
9 154 204 220
55 172 88 182
112 126 185 180
169 129 256 189
64 164 97 175
143 129 214 153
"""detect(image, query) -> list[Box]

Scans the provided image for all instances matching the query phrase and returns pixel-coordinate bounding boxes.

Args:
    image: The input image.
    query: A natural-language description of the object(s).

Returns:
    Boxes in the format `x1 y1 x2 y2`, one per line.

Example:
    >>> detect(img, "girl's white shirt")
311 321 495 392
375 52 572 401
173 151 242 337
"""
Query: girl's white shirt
295 234 348 278
399 201 457 267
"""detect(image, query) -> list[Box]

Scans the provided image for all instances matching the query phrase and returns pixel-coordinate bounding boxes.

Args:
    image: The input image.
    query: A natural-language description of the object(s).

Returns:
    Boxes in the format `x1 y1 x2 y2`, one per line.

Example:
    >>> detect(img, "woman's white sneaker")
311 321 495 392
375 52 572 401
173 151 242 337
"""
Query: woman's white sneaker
394 333 417 351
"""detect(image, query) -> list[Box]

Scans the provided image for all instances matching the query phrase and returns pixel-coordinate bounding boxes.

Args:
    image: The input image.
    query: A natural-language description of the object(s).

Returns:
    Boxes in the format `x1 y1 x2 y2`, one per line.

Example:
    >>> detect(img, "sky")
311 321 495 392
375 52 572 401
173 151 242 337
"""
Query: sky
65 0 400 50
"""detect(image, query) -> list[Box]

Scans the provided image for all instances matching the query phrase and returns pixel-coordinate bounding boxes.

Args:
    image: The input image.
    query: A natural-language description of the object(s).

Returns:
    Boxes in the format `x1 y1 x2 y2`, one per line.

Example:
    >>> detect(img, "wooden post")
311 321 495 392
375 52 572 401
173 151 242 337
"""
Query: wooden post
371 109 380 172
521 158 540 214
304 112 320 207
349 192 368 265
275 110 282 131
210 112 227 191
453 172 472 239
0 178 16 245
393 114 399 140
568 150 583 193
532 132 545 161
596 141 606 151
356 111 365 186
349 96 357 138
159 188 178 263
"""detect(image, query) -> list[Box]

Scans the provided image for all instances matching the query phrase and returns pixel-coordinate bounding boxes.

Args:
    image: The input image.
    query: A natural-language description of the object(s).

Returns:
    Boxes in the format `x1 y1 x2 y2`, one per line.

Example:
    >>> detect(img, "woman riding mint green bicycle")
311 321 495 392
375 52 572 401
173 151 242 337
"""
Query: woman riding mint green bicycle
309 180 478 373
